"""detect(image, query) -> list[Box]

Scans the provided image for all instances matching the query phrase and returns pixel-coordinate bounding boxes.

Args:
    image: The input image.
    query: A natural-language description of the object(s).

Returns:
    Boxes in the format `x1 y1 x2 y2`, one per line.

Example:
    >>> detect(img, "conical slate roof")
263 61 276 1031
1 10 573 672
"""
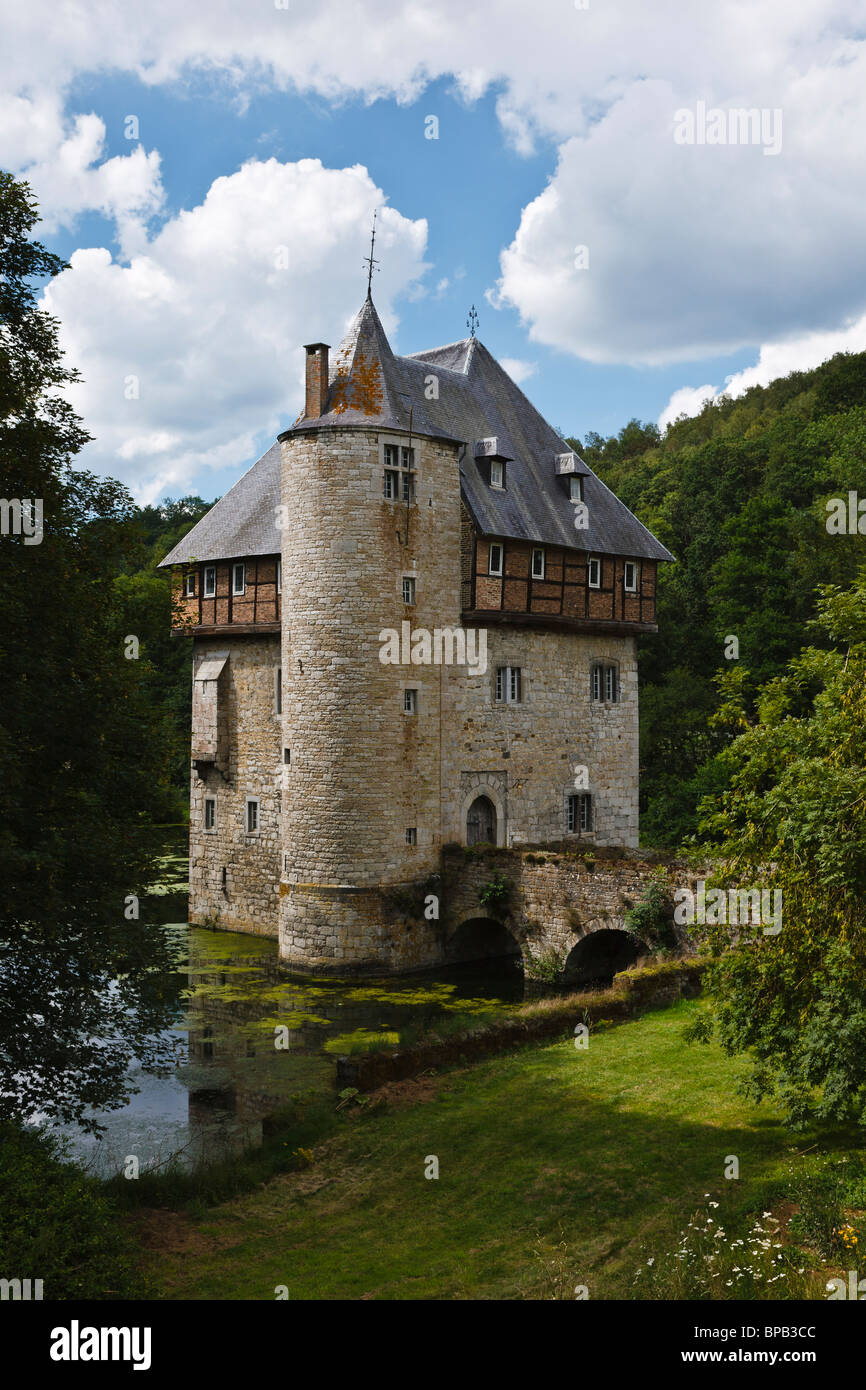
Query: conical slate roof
160 298 674 566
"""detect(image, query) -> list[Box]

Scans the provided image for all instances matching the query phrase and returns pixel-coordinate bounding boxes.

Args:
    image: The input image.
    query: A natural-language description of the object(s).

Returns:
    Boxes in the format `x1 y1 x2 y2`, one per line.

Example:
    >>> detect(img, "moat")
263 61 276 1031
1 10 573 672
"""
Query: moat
55 831 536 1176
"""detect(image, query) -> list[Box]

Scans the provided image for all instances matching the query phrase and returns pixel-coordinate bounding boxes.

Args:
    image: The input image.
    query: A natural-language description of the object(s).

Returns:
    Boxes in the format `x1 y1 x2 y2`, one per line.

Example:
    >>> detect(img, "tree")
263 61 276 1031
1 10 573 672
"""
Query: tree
688 575 866 1127
0 172 179 1131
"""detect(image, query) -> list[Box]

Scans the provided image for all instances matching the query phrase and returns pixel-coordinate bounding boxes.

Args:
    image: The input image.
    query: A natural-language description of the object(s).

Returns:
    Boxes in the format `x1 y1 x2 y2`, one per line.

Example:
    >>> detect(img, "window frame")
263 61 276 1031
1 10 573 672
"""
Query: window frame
495 665 523 704
531 547 545 580
403 688 418 715
204 796 217 832
488 543 504 577
232 562 246 597
274 667 282 716
382 440 416 503
402 575 416 605
569 475 583 503
588 554 601 589
490 459 505 489
591 660 619 704
405 827 417 845
203 565 216 598
276 558 281 595
567 792 593 834
624 559 638 592
245 797 260 835
184 572 196 598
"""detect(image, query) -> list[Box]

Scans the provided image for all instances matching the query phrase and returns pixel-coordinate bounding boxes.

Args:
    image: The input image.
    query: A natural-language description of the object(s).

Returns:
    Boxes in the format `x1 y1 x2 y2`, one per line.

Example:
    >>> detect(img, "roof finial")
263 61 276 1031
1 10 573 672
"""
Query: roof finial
363 209 380 299
467 303 479 338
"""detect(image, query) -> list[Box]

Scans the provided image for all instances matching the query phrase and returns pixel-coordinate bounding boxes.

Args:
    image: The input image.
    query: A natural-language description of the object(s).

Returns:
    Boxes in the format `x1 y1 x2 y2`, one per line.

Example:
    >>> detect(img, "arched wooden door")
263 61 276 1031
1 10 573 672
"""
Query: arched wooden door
466 794 497 846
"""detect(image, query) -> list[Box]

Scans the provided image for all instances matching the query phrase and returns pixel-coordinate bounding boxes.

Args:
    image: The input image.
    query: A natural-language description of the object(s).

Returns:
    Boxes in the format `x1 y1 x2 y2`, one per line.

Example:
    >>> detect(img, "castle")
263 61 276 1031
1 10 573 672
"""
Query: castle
160 293 673 975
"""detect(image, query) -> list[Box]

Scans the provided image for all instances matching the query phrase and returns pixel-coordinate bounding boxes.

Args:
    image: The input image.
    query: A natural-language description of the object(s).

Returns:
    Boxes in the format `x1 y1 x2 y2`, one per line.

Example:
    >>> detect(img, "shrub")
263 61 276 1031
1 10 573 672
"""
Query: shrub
0 1123 149 1299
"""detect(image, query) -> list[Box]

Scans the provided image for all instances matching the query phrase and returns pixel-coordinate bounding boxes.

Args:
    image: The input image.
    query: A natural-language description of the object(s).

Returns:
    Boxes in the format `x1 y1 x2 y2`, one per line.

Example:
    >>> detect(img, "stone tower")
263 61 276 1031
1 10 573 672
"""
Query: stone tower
278 297 463 973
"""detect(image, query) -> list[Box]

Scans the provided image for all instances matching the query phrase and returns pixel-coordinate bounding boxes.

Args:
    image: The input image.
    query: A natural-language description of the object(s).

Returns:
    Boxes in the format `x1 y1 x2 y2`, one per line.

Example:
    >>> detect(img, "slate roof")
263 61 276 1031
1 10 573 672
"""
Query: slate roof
160 296 673 567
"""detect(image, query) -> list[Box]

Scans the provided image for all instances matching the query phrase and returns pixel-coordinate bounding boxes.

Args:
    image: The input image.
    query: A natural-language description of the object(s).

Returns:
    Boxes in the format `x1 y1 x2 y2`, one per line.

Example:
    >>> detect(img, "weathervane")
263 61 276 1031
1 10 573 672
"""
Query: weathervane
363 210 380 298
467 303 479 338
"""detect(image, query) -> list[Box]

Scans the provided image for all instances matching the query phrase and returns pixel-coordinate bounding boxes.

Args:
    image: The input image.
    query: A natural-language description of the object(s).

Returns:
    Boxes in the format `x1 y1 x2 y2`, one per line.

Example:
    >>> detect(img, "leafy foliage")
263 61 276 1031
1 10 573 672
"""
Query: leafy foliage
0 173 182 1129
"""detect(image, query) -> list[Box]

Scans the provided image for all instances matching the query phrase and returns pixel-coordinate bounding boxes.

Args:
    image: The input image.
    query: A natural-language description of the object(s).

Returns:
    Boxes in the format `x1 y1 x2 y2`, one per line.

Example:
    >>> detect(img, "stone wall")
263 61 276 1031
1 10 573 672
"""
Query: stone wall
189 635 281 936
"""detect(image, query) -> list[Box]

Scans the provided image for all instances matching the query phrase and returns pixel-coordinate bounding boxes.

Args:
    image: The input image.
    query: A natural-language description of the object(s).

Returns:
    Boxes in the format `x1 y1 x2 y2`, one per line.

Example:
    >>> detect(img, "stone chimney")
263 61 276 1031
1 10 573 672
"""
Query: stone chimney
303 342 330 419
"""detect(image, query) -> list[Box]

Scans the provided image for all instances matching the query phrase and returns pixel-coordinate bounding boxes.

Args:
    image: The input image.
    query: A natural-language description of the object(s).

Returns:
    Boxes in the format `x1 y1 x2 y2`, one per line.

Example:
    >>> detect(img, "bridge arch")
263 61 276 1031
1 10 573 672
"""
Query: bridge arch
445 915 523 968
563 927 643 988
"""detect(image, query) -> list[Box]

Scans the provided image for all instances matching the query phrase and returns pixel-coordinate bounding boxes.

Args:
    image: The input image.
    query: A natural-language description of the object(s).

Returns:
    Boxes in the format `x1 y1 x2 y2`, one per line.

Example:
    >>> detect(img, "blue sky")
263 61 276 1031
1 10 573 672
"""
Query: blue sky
5 2 866 505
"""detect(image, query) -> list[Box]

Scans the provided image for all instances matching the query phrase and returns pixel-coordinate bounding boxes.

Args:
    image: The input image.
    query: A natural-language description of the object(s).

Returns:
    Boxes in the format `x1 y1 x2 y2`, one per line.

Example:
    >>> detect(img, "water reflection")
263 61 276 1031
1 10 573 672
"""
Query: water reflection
57 836 528 1176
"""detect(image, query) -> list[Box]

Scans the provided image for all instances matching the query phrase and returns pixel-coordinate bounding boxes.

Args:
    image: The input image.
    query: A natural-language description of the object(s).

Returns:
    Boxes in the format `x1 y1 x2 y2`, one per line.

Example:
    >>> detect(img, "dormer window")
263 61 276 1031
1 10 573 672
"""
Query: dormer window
531 547 545 579
490 459 505 489
624 560 639 592
569 475 583 503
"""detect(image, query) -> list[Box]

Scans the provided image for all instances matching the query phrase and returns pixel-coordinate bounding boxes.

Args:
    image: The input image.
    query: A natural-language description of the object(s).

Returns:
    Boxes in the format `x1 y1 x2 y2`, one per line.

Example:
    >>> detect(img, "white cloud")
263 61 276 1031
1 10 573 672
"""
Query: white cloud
43 158 428 503
499 357 537 385
659 311 866 428
3 0 866 383
658 384 717 431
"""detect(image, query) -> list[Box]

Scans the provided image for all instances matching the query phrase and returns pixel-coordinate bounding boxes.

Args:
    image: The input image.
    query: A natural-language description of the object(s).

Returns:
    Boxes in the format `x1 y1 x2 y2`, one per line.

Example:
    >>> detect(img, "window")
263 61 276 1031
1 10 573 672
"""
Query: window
283 748 291 764
405 827 417 845
588 555 601 588
275 667 282 716
232 562 245 596
245 798 259 834
402 576 416 604
404 689 417 714
591 661 618 703
488 543 503 577
531 547 545 579
276 558 281 594
624 560 638 592
490 459 504 489
569 475 583 502
495 666 522 704
204 797 216 832
384 442 415 502
184 573 196 598
204 566 216 598
567 793 593 833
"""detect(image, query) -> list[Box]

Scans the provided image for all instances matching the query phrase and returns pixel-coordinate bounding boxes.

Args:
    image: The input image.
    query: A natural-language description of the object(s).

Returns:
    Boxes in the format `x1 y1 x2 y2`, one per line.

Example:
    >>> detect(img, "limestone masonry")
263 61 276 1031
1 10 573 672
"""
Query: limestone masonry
160 294 674 974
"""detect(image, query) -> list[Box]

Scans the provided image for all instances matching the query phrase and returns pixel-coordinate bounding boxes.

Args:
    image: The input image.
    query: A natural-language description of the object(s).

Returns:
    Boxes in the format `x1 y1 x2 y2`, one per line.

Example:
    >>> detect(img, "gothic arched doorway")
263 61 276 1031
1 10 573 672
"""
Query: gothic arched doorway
466 794 497 846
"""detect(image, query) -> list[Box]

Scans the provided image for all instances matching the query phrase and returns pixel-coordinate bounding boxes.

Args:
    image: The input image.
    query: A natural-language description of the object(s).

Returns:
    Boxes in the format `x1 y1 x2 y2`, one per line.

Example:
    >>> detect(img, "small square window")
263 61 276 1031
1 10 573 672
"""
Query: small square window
402 576 416 604
405 827 417 845
567 793 593 833
232 563 245 596
490 460 504 489
495 666 522 704
569 475 583 502
246 798 259 834
591 662 618 703
488 543 503 577
184 573 196 598
624 560 638 592
404 689 417 714
588 555 601 589
204 797 216 831
531 547 545 579
204 566 216 598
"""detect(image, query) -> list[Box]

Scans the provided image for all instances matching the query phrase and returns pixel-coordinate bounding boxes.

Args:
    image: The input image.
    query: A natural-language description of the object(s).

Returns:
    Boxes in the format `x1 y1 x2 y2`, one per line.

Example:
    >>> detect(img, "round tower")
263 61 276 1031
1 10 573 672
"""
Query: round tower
278 305 462 974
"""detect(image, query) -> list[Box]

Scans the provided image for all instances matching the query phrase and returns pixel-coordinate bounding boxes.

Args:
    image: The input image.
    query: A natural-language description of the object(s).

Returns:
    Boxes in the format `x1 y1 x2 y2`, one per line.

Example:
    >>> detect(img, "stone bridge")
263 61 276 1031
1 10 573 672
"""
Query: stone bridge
437 844 694 983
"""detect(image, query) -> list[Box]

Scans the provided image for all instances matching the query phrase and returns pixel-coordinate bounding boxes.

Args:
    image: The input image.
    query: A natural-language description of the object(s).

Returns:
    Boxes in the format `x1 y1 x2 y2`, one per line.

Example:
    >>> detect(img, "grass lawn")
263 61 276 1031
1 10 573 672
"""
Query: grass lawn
143 999 859 1300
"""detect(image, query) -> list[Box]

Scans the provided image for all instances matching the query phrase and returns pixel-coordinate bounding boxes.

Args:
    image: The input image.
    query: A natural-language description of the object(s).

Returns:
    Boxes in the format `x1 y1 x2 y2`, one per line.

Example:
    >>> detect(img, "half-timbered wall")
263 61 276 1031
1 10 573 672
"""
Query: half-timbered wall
174 556 281 630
